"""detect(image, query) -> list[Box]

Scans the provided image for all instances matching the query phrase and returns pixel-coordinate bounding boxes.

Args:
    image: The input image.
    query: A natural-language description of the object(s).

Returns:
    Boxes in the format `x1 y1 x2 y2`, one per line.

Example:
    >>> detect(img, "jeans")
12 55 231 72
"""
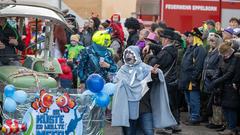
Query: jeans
223 108 237 130
122 113 154 135
184 90 200 121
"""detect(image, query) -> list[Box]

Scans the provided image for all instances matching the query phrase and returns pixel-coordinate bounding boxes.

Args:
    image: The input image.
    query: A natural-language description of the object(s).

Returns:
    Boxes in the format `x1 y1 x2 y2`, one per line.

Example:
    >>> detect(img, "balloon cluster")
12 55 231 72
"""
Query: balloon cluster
3 85 28 113
86 74 116 107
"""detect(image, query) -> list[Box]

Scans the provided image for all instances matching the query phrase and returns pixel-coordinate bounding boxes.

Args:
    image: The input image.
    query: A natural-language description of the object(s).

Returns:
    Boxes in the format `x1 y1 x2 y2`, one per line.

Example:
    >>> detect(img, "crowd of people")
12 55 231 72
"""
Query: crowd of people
60 13 240 135
1 9 240 135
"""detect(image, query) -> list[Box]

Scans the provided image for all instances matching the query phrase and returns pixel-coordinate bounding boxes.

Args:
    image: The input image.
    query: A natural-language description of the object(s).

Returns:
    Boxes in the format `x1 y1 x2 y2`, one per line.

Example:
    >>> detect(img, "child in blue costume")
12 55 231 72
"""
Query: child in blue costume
77 30 117 84
77 30 117 135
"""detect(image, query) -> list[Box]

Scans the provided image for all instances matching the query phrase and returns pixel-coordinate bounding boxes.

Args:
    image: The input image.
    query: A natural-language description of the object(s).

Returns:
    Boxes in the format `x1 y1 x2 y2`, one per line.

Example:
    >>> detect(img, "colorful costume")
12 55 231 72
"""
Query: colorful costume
65 44 84 60
64 34 84 60
112 46 177 129
77 30 117 83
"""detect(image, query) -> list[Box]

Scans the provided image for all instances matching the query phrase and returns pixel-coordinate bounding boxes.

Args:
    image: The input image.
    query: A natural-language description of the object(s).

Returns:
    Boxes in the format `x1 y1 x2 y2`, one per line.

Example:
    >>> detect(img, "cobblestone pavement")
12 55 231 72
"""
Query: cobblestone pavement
104 113 219 135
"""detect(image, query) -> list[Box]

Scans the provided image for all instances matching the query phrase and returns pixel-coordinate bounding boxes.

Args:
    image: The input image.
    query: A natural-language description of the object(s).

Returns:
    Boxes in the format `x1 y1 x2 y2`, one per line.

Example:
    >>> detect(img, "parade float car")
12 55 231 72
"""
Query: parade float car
0 1 73 99
0 2 108 135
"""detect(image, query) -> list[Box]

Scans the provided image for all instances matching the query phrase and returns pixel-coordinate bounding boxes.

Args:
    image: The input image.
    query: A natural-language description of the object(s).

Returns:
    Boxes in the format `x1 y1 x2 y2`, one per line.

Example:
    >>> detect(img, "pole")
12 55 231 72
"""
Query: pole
35 18 38 57
58 0 62 10
161 0 164 21
219 0 222 23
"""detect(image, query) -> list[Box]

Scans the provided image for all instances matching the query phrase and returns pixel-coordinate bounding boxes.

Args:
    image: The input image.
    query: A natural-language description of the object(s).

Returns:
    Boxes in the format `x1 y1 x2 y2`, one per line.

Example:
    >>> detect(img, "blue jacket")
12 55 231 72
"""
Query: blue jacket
179 45 206 90
77 43 117 83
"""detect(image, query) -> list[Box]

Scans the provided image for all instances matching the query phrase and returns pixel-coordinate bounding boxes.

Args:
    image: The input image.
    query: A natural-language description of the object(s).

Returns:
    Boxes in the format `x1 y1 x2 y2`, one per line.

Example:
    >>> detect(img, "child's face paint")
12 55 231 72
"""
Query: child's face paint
124 50 136 65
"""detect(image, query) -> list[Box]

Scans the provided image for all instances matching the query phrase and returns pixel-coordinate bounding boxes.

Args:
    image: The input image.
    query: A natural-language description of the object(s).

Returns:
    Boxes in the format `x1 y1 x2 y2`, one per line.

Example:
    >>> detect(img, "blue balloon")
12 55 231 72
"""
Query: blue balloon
95 92 110 108
4 85 16 97
102 83 116 96
12 90 28 104
4 97 17 113
86 74 105 93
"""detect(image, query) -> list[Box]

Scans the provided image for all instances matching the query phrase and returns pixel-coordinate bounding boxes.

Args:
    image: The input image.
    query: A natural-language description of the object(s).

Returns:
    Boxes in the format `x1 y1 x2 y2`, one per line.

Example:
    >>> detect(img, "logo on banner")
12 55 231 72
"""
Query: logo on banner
22 90 82 135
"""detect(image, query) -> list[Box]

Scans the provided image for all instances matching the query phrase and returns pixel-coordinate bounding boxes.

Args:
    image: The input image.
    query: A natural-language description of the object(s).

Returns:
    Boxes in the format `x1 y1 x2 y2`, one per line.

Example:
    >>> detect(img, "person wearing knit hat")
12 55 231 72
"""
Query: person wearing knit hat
64 34 84 61
233 28 240 38
223 28 234 41
64 34 84 89
209 41 239 135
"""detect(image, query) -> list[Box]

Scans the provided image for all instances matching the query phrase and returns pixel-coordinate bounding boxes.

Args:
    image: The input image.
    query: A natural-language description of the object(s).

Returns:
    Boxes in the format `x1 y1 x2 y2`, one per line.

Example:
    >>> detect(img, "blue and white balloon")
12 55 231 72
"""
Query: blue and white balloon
102 83 116 96
4 97 17 113
86 74 105 93
12 90 28 104
95 92 110 108
4 85 15 97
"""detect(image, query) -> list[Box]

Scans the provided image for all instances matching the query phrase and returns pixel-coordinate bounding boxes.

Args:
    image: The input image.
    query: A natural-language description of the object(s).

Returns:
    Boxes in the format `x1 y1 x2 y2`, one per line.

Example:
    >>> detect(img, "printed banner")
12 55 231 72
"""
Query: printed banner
22 91 83 135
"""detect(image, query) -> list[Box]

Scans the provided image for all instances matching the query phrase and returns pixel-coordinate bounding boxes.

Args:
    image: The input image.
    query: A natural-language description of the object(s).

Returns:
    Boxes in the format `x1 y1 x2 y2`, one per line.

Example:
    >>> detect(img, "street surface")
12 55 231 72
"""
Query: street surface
105 113 219 135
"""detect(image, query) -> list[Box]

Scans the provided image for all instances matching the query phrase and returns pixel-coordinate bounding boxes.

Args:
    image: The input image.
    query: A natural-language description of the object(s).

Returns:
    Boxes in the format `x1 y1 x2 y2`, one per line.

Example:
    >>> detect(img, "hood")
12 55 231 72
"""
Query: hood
123 46 142 66
92 30 111 47
92 43 109 57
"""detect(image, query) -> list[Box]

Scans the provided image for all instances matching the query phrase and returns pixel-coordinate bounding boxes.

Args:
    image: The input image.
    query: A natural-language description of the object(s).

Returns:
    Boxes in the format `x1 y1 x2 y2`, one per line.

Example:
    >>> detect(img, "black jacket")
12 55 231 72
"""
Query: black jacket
179 45 206 90
202 49 220 93
148 44 178 84
0 22 25 64
127 30 139 47
211 52 240 109
79 28 94 47
232 53 240 88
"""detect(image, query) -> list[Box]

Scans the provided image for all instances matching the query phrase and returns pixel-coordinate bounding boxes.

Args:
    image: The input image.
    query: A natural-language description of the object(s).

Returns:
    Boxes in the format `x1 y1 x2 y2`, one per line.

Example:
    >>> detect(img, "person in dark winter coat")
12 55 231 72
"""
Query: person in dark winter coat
203 33 222 93
148 29 178 84
144 29 181 133
202 33 224 129
209 41 240 135
79 17 101 47
0 17 25 65
179 29 207 125
124 17 140 47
